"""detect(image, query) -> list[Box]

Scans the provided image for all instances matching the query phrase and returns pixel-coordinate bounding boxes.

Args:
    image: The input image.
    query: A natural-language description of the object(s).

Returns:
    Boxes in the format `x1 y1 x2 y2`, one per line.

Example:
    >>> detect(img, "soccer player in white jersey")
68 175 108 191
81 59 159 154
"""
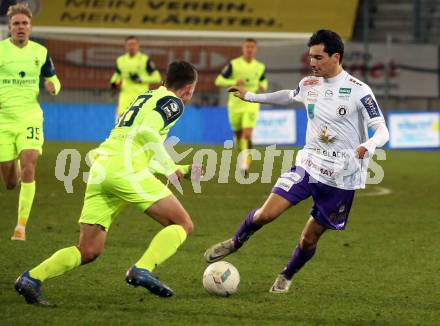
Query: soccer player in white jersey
204 29 390 293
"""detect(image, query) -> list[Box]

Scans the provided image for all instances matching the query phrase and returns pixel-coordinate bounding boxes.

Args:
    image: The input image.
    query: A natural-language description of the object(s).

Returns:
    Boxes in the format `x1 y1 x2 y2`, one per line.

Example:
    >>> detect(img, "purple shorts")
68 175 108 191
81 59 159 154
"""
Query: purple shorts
272 166 355 230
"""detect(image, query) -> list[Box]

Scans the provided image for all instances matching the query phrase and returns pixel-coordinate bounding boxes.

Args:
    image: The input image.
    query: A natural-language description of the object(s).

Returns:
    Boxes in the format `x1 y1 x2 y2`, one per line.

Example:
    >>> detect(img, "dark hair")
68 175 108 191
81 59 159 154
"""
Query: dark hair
307 29 344 63
244 38 257 44
125 35 138 42
165 61 198 89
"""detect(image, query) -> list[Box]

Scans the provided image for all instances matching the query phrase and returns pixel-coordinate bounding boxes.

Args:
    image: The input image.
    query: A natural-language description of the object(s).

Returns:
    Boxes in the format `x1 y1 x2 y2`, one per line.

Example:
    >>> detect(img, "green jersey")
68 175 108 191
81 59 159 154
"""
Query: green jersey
215 56 267 112
96 86 183 176
0 38 60 123
110 52 161 96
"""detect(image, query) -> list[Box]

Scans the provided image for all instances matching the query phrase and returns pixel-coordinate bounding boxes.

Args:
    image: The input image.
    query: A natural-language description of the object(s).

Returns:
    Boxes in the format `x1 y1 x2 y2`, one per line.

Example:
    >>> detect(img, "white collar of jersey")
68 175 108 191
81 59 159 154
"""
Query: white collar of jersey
323 70 347 84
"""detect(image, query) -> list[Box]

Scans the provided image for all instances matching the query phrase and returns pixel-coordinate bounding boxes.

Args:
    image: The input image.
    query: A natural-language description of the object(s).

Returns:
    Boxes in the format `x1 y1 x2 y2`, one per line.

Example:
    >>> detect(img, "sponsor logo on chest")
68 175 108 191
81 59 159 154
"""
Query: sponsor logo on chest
336 105 349 118
318 124 337 144
306 90 319 102
338 88 351 101
324 89 334 101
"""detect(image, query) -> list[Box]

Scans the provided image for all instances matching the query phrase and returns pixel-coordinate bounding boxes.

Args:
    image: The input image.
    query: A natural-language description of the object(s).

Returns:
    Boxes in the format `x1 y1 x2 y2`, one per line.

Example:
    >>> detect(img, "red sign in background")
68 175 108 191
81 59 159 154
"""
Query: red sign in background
45 39 241 92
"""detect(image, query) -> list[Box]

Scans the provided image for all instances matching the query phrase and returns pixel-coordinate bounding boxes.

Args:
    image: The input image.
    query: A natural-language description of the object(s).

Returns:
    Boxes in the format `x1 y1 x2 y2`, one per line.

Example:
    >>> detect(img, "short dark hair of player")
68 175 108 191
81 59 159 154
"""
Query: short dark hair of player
7 2 32 20
165 61 198 90
244 38 257 44
125 35 138 42
308 29 344 63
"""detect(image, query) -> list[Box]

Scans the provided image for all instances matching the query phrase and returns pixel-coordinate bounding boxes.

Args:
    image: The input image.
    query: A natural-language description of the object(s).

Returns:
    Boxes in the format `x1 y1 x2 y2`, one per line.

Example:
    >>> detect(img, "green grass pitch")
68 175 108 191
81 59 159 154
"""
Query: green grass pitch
1 142 439 325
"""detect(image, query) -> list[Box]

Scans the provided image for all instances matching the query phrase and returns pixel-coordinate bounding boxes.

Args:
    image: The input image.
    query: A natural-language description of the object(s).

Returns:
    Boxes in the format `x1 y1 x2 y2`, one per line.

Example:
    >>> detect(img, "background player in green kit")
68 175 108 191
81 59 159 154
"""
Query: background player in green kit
215 38 268 174
110 35 161 118
0 3 61 241
15 61 200 305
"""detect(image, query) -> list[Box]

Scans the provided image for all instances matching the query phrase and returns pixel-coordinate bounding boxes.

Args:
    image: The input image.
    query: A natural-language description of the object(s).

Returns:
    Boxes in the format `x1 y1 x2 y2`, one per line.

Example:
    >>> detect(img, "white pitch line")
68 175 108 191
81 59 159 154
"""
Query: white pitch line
357 186 392 197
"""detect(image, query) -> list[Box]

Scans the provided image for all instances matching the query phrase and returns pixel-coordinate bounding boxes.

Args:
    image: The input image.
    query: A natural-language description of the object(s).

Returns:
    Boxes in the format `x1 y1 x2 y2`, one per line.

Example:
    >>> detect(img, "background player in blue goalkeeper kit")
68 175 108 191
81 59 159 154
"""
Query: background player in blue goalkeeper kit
0 3 61 241
15 61 201 305
205 30 390 293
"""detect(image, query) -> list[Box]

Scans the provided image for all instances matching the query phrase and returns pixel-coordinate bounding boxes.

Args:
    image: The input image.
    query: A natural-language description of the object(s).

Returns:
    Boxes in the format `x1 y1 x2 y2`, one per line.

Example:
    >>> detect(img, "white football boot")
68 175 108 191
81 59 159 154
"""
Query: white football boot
269 274 292 293
204 238 237 263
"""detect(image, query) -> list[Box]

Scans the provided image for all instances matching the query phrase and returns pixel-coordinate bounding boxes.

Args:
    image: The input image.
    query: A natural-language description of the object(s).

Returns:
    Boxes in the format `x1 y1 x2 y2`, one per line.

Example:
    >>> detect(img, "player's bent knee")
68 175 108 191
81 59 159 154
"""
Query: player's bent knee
181 220 194 235
5 181 17 190
78 246 103 264
299 233 318 250
21 165 36 182
253 208 278 225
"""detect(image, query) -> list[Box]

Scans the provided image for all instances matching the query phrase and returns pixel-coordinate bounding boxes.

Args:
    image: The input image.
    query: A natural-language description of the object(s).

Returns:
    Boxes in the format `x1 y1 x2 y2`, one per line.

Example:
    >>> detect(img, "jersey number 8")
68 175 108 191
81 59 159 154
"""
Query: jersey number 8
118 95 152 127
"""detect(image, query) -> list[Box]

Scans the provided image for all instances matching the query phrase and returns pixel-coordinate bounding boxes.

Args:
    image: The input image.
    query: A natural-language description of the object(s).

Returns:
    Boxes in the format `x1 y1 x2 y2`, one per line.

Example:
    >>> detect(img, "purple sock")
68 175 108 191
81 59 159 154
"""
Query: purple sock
282 244 316 279
232 209 262 249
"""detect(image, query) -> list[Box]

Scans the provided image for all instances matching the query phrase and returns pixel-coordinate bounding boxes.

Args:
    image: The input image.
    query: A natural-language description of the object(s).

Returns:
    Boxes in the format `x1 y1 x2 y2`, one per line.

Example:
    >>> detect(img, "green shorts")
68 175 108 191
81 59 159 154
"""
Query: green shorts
0 121 44 162
79 158 172 231
228 109 259 132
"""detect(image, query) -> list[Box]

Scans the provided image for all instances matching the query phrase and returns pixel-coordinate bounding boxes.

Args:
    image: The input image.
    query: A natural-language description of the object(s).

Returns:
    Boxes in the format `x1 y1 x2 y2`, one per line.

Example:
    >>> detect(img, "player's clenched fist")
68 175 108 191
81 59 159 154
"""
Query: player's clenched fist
44 80 56 95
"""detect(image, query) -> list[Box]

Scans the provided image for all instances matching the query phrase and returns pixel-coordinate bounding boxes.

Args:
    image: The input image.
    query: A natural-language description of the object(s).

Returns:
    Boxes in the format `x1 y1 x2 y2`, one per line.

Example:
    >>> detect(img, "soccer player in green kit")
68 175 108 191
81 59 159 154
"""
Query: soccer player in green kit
215 38 268 174
15 61 200 305
110 36 162 118
0 3 61 241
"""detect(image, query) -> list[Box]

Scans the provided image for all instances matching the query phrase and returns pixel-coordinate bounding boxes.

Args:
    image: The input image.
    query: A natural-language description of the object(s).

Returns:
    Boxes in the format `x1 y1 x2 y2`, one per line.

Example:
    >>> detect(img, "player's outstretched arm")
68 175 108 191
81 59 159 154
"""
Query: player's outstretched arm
142 59 162 84
215 74 238 88
228 87 295 106
142 70 162 84
215 63 238 88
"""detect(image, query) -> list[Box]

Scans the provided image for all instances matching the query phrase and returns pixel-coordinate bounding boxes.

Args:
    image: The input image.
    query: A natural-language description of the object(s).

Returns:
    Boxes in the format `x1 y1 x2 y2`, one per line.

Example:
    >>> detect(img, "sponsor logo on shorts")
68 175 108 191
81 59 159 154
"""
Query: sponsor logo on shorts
275 177 295 192
330 206 348 223
280 172 303 182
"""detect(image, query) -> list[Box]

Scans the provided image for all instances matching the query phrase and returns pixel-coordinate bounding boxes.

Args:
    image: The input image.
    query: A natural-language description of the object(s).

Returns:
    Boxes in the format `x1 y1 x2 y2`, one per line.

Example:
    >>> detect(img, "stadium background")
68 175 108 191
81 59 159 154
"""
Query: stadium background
0 0 438 148
1 1 439 325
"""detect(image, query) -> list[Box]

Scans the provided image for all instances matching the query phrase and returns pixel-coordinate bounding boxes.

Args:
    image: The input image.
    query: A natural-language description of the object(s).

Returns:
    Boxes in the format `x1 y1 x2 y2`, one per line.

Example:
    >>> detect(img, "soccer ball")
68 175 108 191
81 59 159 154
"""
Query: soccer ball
202 261 240 297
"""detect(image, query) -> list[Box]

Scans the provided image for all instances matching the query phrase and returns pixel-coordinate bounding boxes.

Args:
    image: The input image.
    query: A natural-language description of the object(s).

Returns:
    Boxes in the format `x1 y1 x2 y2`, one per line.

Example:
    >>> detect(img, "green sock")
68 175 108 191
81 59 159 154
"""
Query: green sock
238 138 249 152
29 246 82 282
17 181 36 228
238 138 250 168
246 139 253 166
135 225 187 272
